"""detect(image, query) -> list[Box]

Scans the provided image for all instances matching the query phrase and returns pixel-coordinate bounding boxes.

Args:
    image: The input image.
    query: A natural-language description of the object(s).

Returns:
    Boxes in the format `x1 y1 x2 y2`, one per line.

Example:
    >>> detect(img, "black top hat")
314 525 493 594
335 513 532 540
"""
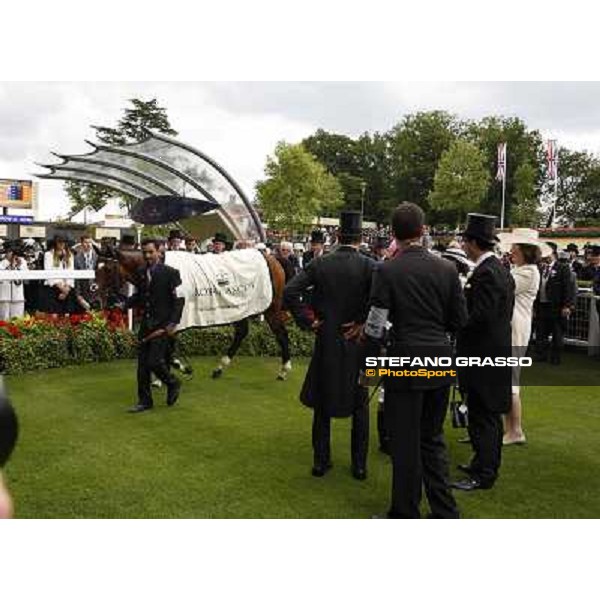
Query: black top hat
339 211 363 237
121 234 136 245
168 229 184 240
566 243 579 253
461 213 498 244
212 232 228 244
310 229 325 244
374 236 388 249
589 245 600 257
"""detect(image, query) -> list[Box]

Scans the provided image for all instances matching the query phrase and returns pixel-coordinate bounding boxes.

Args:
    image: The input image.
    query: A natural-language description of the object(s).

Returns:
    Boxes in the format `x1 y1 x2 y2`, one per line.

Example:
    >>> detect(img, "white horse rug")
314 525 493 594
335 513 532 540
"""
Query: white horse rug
165 249 273 329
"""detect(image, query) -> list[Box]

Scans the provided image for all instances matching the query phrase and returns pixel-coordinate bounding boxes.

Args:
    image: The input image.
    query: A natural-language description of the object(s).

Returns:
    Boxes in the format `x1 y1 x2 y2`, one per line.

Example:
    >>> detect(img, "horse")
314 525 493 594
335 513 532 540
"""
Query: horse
94 247 293 380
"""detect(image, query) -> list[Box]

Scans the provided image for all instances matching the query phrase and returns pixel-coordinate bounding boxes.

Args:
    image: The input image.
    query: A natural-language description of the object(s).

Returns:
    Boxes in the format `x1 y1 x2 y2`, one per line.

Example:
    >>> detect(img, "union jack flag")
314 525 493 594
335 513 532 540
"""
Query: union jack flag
547 139 559 180
496 142 507 182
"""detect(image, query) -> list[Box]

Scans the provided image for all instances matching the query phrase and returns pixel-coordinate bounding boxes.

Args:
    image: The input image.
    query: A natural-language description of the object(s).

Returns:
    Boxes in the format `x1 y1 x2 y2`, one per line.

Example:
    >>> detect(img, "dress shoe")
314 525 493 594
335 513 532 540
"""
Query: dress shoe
503 435 527 446
128 404 153 414
457 463 474 475
450 478 494 492
311 463 332 477
351 466 367 481
166 379 182 406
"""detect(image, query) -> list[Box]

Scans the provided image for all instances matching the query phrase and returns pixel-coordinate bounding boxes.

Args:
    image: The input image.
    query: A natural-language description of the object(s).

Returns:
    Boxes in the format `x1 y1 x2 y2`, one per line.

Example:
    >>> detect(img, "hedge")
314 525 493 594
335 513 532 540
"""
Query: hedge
0 313 315 375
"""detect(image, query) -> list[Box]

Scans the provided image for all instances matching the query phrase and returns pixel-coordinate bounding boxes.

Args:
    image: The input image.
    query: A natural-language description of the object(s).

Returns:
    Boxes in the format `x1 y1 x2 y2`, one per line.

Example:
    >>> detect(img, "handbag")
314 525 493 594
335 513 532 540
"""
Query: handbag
450 385 469 429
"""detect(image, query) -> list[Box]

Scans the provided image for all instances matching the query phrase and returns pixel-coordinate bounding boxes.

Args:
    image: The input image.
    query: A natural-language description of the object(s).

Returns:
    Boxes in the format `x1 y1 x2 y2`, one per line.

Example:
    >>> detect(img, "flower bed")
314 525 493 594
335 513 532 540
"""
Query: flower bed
0 312 314 375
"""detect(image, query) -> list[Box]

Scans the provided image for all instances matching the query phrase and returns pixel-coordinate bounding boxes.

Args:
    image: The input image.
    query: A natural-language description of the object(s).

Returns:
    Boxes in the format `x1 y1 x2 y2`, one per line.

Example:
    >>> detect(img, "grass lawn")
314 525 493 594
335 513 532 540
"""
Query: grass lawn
4 353 600 518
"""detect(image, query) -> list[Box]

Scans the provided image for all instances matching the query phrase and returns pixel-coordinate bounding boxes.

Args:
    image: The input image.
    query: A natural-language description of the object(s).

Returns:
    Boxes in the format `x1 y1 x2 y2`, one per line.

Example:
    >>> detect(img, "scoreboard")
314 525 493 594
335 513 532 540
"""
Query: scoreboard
0 179 36 208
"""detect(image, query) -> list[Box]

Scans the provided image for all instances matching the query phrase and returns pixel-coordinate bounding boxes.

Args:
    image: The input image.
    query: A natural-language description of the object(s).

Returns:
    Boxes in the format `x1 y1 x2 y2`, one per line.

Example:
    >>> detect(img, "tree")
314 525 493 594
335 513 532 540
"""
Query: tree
511 162 542 227
466 116 544 226
255 142 344 235
549 148 600 225
387 111 462 212
428 140 490 226
302 129 394 222
65 98 178 215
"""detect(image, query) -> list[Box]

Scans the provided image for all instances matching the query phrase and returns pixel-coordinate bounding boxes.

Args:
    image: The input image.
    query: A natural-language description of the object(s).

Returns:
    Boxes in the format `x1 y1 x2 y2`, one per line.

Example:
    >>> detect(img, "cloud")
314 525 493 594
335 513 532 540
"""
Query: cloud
2 82 600 220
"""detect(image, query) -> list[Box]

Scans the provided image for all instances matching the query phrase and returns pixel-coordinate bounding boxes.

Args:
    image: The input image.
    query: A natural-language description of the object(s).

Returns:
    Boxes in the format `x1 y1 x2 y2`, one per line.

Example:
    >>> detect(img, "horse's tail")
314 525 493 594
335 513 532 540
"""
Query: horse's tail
263 253 287 320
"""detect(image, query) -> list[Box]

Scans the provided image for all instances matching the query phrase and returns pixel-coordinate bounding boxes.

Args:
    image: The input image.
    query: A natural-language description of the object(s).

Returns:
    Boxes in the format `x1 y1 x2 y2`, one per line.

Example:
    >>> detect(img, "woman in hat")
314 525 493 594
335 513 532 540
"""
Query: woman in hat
498 229 550 445
42 234 76 315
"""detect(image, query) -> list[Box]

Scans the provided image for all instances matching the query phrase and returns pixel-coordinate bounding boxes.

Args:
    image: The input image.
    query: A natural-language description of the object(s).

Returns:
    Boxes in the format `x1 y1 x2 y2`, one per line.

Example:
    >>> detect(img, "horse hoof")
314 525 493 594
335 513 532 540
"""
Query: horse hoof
212 368 223 379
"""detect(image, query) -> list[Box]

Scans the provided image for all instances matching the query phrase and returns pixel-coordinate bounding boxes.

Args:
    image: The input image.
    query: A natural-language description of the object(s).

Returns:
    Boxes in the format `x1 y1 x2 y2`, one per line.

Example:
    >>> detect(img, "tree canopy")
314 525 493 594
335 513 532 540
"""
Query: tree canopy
65 98 178 215
255 142 344 234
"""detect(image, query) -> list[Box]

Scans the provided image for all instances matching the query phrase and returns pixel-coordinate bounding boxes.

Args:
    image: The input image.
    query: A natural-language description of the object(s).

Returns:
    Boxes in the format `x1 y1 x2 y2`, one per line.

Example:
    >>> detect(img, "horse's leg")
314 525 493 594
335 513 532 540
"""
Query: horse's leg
212 318 250 379
264 309 292 381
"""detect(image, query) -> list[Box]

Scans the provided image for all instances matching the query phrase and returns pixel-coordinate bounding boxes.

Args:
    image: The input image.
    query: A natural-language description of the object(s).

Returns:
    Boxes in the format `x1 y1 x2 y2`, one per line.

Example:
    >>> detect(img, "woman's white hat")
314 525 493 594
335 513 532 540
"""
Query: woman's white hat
497 228 553 258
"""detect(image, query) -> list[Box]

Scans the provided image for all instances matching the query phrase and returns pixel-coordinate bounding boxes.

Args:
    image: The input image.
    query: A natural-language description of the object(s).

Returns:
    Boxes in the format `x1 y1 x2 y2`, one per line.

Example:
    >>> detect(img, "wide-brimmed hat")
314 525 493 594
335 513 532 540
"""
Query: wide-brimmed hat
461 214 498 244
212 232 228 245
497 228 553 258
566 242 579 254
441 247 475 268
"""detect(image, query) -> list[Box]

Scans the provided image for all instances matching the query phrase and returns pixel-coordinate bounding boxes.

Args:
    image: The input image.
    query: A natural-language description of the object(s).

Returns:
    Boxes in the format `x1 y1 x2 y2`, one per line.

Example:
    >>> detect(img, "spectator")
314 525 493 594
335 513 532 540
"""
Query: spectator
0 241 28 320
184 236 201 254
303 230 325 268
534 242 576 365
74 234 98 312
168 230 185 251
498 230 547 446
212 233 228 254
275 241 298 282
43 235 76 315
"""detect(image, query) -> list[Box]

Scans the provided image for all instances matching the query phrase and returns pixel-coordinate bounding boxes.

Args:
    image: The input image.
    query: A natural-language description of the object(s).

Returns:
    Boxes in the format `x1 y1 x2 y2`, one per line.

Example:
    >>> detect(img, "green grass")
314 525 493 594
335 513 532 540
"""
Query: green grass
4 353 600 518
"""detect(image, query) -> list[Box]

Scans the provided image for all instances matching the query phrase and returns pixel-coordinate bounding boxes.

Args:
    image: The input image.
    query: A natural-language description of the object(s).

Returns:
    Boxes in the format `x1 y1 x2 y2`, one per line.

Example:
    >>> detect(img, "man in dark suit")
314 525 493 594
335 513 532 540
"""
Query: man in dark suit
284 211 375 480
534 242 576 365
74 234 98 311
126 239 185 413
302 230 325 268
365 202 467 518
453 214 515 492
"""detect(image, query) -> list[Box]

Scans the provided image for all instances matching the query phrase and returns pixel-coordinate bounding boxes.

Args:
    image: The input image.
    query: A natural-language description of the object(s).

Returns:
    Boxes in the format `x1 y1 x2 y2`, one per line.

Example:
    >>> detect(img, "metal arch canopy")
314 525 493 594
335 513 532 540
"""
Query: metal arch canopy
35 130 266 242
36 169 149 201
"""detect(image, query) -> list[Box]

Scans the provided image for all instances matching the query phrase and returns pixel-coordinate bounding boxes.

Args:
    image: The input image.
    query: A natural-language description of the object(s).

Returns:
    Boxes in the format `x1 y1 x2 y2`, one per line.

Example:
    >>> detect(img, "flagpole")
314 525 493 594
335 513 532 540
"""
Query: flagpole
500 154 507 229
551 176 558 229
549 139 558 229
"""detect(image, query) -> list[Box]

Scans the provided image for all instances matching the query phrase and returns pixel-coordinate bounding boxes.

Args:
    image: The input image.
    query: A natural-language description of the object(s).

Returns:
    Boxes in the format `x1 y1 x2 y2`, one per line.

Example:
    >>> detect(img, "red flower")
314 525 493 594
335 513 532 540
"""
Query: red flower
7 325 22 338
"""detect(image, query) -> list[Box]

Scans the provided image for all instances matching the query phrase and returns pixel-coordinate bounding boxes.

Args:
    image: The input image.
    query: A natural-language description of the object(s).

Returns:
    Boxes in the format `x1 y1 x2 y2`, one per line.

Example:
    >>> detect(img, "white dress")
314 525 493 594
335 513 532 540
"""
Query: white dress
511 264 540 391
0 257 28 320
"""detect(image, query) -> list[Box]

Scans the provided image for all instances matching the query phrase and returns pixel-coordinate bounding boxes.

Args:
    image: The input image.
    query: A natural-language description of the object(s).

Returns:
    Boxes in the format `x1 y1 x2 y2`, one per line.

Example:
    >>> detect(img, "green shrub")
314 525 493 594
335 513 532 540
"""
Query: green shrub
0 316 315 375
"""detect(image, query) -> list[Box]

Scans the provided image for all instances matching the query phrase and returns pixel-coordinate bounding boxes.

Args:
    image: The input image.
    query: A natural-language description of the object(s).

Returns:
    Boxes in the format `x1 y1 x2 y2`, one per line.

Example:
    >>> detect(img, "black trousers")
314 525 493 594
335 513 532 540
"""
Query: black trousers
385 386 459 519
466 390 503 486
312 404 369 469
137 336 178 407
535 303 565 362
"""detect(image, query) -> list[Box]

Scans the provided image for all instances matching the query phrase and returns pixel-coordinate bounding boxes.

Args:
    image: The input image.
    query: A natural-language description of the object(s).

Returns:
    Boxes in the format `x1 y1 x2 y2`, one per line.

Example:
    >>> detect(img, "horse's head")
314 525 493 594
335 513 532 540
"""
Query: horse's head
95 245 144 309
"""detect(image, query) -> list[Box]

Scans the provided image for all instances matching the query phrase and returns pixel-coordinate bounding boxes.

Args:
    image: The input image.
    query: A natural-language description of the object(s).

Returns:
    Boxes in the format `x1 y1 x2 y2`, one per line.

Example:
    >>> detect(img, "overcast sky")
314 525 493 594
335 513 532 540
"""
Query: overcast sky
3 81 600 220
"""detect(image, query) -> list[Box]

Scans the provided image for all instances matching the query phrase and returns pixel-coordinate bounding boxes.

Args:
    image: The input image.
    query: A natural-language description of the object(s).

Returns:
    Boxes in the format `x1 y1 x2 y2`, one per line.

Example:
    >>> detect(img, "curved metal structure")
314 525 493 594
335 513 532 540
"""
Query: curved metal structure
36 130 266 241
